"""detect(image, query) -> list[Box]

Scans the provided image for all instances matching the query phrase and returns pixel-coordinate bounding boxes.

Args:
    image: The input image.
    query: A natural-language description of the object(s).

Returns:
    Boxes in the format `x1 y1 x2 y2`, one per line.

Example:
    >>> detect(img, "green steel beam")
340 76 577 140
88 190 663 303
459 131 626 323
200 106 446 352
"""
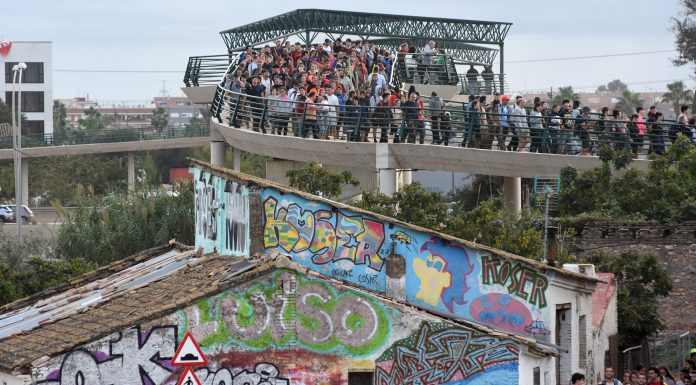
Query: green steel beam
219 9 511 52
368 38 499 65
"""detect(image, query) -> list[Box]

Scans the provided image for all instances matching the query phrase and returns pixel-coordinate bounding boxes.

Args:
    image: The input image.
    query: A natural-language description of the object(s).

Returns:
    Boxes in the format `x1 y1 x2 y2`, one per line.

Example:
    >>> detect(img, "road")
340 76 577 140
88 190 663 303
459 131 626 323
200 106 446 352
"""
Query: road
0 207 74 241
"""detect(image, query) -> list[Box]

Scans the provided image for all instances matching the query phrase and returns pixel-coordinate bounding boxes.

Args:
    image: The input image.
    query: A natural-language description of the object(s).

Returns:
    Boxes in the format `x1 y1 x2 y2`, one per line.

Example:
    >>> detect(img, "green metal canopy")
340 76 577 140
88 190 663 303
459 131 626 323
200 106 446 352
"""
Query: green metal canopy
219 9 511 66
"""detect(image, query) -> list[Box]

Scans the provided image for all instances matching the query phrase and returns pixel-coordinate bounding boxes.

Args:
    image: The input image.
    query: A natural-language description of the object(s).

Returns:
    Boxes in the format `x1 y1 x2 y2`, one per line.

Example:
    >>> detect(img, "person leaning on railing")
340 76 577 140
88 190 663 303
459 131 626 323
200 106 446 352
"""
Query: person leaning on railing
373 93 392 143
462 99 481 148
428 92 445 144
511 97 530 152
489 97 505 151
529 102 545 153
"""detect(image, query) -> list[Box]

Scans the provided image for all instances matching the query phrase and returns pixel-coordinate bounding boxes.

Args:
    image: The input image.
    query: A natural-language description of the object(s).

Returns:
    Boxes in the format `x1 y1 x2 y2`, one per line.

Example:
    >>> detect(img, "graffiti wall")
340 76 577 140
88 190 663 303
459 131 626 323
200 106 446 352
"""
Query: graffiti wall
33 270 520 385
406 239 552 339
193 168 249 256
375 322 519 385
258 188 552 339
262 189 390 292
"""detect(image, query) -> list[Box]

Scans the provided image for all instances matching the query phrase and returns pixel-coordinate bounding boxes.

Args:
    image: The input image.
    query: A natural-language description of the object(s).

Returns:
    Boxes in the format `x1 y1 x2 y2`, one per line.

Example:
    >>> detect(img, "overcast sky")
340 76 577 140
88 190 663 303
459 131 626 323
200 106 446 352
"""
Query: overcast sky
2 0 692 102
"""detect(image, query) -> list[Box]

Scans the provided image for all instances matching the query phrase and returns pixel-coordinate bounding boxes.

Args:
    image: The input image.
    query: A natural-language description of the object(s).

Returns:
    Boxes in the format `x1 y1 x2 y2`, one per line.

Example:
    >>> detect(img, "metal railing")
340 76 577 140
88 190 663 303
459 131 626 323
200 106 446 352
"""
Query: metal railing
183 54 240 87
0 125 210 149
458 73 508 96
394 54 460 87
215 87 686 156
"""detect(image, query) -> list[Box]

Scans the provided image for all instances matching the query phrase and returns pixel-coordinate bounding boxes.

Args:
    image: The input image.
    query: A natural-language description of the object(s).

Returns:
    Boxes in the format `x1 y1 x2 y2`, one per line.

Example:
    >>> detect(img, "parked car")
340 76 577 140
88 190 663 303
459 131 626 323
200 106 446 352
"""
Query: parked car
0 205 14 223
8 205 34 223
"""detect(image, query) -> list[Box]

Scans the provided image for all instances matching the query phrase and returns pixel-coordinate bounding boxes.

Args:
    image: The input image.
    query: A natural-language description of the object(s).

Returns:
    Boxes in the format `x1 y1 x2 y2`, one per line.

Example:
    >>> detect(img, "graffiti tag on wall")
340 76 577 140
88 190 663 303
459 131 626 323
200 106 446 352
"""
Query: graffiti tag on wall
194 363 288 385
375 322 519 385
38 326 177 385
480 255 549 308
192 168 249 257
262 190 389 291
180 270 390 356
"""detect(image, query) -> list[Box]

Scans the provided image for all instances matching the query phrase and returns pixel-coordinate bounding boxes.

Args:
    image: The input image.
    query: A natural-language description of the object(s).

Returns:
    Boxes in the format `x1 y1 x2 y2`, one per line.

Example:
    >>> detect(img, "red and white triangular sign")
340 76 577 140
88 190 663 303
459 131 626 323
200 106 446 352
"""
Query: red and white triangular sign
176 367 203 385
171 331 208 366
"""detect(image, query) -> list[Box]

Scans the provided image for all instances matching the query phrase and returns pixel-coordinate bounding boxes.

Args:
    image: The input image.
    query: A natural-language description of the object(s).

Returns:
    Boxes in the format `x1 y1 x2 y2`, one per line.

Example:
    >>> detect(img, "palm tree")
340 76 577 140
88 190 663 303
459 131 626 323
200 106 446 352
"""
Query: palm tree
661 81 693 115
551 86 579 105
614 90 644 116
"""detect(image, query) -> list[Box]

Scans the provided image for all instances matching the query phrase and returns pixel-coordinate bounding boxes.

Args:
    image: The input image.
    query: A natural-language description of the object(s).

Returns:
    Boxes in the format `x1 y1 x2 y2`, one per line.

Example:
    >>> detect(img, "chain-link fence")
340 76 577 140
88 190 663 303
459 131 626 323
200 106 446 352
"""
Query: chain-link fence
650 332 692 373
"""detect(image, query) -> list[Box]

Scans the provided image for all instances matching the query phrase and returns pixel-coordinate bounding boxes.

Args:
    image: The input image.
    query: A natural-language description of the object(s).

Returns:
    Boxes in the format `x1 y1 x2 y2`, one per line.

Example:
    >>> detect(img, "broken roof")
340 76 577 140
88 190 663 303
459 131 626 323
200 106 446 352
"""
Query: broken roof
189 158 600 284
0 244 263 374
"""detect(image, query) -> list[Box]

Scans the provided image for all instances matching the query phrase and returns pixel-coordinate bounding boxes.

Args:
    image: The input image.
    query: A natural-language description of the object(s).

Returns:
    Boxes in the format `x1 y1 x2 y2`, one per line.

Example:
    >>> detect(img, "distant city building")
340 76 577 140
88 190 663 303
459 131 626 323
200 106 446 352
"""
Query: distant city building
62 95 200 130
153 96 203 127
413 171 473 194
0 41 53 135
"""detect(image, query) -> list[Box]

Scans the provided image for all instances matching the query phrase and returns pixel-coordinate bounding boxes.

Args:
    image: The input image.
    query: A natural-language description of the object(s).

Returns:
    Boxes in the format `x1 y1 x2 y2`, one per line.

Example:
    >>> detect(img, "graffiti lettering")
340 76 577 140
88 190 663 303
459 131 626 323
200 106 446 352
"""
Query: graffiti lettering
195 175 218 242
481 256 548 308
263 196 386 271
331 268 353 278
195 363 289 385
223 181 249 256
375 322 519 385
39 326 176 385
358 273 378 286
184 270 389 356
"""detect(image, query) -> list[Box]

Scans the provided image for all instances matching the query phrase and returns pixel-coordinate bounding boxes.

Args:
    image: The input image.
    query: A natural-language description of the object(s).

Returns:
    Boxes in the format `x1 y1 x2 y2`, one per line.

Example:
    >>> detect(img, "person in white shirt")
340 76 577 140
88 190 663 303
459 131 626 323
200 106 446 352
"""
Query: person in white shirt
325 86 339 139
512 98 530 151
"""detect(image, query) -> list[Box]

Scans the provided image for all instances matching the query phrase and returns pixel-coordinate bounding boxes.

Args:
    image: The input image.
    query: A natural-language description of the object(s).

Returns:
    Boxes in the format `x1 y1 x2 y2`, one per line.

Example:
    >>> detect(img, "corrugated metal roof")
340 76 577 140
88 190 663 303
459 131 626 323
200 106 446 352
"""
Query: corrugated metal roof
0 249 193 339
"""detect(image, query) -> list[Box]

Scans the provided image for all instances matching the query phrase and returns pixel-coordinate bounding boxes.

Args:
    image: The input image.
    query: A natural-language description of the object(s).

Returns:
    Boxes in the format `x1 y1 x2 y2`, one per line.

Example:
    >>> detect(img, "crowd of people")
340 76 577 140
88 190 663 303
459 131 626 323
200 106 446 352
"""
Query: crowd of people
570 353 696 385
460 94 690 156
221 39 689 155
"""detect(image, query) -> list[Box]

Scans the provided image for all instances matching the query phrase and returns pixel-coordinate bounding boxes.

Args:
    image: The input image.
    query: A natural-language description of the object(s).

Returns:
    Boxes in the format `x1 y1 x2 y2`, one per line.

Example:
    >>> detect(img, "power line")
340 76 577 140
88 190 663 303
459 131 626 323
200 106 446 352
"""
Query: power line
507 50 676 64
54 69 182 73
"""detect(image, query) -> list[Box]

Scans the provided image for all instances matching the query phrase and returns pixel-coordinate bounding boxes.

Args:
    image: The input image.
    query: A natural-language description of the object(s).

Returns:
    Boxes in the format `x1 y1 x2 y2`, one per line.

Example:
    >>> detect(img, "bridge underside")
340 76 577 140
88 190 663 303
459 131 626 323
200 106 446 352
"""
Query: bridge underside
211 121 650 179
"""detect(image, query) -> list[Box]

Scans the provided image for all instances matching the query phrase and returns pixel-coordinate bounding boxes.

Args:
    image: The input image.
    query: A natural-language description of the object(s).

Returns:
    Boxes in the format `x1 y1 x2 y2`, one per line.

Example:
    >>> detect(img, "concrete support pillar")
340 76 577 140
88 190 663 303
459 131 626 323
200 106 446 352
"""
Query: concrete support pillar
379 169 397 196
504 176 522 215
127 152 135 193
401 169 412 187
20 157 28 206
210 125 226 167
211 141 225 166
233 147 241 172
376 143 397 196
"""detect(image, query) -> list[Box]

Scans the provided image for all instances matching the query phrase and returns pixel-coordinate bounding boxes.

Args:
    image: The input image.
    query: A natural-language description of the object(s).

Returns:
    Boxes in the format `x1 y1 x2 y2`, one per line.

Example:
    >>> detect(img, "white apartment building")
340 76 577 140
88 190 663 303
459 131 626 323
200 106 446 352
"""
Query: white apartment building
0 41 53 135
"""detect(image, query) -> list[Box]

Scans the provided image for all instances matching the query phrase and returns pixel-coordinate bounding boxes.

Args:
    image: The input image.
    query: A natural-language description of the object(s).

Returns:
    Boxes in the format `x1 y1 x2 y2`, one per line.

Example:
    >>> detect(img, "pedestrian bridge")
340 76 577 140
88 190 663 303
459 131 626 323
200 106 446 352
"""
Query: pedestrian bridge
211 87 653 180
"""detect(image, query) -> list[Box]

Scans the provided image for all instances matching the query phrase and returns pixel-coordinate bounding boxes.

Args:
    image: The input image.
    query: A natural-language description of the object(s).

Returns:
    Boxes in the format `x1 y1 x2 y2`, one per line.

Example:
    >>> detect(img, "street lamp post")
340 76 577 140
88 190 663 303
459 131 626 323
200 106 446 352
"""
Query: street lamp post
11 62 26 239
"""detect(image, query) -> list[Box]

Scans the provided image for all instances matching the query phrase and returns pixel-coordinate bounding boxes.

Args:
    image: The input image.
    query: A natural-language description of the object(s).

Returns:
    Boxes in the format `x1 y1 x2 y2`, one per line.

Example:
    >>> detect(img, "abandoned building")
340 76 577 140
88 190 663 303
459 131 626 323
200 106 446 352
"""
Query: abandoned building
0 159 618 385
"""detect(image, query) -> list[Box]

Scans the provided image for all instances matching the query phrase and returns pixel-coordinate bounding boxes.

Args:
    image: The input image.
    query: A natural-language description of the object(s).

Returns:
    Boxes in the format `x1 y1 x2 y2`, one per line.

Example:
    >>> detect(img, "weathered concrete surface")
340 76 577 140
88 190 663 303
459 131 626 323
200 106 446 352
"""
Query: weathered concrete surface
0 137 210 160
181 85 217 105
214 122 651 178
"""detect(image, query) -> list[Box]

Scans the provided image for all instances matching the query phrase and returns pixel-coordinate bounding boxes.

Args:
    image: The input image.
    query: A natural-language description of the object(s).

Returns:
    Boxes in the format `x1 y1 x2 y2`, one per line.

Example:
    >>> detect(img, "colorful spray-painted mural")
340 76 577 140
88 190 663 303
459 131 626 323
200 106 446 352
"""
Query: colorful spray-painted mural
178 270 390 356
405 238 551 338
258 188 552 338
375 322 519 385
192 168 249 257
262 189 390 291
33 269 519 385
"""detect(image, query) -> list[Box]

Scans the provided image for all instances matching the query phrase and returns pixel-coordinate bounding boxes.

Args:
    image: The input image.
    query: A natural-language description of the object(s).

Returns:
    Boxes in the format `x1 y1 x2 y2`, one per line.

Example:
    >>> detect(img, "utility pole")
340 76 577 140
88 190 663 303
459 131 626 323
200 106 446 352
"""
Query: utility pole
11 62 27 239
542 185 552 264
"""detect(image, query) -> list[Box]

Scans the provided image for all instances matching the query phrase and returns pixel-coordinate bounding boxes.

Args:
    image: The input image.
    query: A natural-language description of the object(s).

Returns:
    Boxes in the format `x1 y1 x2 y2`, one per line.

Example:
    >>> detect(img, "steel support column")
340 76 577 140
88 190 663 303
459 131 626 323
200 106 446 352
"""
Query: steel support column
499 43 505 94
